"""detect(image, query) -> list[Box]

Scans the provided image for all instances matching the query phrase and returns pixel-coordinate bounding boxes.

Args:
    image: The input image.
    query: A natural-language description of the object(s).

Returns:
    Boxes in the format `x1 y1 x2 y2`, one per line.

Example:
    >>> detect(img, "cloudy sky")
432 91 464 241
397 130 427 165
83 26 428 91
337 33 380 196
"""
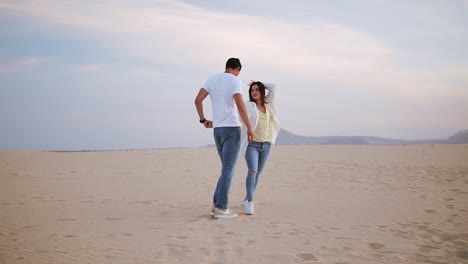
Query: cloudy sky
1 0 467 150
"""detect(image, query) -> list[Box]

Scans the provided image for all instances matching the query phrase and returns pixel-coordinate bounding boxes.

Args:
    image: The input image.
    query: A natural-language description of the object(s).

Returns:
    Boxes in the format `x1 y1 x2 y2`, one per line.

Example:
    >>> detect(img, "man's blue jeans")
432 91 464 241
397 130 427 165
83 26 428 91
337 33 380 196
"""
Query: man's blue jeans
213 127 241 210
244 141 271 201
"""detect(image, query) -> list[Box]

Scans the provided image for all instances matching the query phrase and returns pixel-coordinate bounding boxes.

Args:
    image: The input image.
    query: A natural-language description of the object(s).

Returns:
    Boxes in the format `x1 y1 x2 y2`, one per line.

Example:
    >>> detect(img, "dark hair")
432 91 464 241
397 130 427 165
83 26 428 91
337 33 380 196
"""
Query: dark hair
249 81 267 104
225 58 242 71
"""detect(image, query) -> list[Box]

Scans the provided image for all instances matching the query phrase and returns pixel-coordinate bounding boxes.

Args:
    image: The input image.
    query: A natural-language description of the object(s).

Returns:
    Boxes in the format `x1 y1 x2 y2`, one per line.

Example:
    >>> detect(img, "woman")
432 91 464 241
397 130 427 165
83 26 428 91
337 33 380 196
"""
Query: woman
239 81 280 215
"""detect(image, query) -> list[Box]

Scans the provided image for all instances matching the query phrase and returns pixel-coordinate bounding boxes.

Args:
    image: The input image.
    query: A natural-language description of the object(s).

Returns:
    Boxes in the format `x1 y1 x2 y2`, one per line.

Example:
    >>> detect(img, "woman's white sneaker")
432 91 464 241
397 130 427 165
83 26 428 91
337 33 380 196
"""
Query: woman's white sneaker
243 200 254 215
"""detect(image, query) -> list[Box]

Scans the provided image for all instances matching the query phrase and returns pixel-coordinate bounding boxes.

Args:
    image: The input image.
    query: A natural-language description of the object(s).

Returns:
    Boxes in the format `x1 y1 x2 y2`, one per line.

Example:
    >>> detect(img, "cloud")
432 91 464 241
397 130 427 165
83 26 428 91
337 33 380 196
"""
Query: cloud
129 67 163 77
3 1 466 104
69 63 108 73
0 57 42 74
0 1 391 66
1 1 467 135
2 1 466 97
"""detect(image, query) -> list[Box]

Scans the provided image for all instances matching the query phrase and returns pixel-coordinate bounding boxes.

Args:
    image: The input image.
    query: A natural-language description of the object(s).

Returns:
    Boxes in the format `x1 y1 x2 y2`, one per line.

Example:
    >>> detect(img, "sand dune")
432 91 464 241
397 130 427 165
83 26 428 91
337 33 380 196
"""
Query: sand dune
1 145 467 263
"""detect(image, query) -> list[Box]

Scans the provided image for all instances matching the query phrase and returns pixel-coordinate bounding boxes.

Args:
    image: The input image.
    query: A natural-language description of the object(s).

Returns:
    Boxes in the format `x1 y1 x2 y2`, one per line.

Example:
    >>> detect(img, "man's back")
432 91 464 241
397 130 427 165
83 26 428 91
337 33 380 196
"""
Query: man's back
204 73 242 128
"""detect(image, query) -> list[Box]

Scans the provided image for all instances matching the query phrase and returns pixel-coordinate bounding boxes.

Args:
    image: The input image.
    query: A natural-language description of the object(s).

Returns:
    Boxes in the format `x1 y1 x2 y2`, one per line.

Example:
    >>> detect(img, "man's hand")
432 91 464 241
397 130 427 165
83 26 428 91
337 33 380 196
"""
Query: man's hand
247 127 254 143
203 120 213 128
233 93 254 142
195 88 211 128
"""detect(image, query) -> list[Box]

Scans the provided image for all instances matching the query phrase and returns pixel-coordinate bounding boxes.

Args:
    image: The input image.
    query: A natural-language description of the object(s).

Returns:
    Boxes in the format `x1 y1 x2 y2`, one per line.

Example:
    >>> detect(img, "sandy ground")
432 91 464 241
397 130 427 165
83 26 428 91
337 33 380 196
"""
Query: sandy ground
1 144 467 264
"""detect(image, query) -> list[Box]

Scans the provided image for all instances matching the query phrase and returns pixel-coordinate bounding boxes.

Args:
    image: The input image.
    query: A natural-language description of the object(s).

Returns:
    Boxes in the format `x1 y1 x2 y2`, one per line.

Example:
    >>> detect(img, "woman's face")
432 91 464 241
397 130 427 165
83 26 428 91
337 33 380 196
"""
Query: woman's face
250 84 261 101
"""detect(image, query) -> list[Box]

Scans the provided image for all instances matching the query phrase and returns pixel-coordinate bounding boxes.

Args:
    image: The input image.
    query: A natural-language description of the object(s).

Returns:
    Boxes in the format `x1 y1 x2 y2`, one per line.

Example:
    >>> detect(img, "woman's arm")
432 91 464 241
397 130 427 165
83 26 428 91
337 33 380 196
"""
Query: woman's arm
264 83 277 103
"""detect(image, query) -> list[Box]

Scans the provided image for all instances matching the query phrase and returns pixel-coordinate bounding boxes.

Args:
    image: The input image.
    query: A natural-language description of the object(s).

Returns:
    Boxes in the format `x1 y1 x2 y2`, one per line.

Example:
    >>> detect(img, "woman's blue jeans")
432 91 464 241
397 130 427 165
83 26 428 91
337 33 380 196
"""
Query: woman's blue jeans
244 141 271 201
213 127 241 210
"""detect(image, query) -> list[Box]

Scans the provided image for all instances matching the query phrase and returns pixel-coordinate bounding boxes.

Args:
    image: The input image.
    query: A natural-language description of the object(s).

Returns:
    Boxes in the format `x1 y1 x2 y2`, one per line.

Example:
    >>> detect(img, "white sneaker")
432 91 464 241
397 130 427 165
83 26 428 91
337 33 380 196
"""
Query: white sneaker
209 204 215 217
213 208 238 219
243 200 254 215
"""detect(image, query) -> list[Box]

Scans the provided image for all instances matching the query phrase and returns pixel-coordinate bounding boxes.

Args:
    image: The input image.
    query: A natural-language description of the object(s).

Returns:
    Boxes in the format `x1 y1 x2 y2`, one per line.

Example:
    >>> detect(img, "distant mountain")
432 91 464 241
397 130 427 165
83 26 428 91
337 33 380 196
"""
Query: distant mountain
447 129 468 143
275 129 468 145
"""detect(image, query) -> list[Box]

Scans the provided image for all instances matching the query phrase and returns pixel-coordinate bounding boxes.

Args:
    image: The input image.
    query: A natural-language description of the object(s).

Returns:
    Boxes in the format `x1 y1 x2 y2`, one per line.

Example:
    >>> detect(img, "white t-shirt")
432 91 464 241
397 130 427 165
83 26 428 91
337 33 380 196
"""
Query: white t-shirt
203 72 242 128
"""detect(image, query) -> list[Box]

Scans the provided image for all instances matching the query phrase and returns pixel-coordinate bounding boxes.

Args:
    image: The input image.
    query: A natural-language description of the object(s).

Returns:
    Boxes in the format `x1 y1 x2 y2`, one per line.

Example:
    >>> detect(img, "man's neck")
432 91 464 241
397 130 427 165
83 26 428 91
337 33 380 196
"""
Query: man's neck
224 68 239 76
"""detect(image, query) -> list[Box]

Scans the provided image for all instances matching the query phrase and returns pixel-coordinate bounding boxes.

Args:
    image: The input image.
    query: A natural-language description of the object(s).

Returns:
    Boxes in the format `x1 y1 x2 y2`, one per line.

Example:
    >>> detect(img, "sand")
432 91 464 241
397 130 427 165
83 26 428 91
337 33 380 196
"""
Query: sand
1 144 467 264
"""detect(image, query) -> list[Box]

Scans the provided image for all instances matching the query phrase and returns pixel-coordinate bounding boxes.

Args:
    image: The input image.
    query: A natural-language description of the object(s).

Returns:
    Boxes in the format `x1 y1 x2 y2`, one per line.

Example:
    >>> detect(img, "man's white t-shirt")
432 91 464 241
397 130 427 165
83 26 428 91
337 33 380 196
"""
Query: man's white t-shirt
203 72 242 128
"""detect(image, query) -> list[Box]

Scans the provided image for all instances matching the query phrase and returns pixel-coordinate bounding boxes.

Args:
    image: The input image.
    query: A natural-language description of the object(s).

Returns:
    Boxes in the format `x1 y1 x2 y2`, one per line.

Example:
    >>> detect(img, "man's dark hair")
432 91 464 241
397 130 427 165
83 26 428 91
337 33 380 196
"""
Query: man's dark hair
225 58 242 71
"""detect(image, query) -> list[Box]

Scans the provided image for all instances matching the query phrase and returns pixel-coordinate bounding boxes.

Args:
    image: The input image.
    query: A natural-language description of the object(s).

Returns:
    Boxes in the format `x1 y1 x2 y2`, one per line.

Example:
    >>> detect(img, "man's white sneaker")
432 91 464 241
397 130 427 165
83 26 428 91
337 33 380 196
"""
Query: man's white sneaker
210 204 215 217
213 208 238 219
243 200 254 215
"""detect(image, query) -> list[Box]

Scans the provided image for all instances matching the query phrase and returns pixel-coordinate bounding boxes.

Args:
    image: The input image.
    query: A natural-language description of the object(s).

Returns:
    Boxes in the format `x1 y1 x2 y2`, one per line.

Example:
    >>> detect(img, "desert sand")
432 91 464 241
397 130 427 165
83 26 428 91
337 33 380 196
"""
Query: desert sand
1 144 467 264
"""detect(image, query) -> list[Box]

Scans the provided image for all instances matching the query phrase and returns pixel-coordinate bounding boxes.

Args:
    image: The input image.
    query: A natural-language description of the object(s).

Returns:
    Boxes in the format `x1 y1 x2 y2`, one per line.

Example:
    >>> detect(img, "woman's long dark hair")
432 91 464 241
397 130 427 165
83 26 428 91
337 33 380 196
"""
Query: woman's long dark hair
248 81 267 105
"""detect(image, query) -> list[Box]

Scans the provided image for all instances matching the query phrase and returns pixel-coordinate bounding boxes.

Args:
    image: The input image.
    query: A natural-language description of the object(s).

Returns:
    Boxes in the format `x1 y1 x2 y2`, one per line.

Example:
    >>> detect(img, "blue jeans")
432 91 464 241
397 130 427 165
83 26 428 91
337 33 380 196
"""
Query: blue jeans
213 127 241 210
244 141 271 201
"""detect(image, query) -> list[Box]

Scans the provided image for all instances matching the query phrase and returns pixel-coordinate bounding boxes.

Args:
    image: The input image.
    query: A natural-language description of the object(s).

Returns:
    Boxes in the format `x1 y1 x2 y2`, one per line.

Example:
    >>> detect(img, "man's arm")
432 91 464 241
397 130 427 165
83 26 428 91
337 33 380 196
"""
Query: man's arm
233 93 254 142
194 88 212 128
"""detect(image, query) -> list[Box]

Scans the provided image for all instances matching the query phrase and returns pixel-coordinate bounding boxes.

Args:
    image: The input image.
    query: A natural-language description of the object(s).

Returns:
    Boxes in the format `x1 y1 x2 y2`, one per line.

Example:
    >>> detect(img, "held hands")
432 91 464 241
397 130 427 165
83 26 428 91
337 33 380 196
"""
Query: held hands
247 127 255 143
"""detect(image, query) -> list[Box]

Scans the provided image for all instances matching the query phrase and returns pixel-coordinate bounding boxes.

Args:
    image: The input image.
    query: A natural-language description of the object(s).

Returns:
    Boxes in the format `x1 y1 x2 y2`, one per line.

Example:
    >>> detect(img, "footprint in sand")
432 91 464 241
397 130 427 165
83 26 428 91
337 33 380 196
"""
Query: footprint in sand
20 225 38 229
49 233 77 239
417 233 432 239
197 247 211 256
368 243 385 250
454 249 468 260
297 253 317 261
129 200 153 205
246 239 256 246
417 244 441 252
416 225 429 230
101 199 113 203
225 231 242 237
212 237 228 246
445 214 458 223
213 248 228 257
334 237 360 241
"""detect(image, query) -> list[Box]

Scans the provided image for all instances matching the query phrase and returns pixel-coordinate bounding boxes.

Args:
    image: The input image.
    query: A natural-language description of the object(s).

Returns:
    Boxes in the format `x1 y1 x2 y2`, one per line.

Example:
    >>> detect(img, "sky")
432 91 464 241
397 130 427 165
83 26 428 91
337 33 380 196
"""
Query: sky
1 0 467 150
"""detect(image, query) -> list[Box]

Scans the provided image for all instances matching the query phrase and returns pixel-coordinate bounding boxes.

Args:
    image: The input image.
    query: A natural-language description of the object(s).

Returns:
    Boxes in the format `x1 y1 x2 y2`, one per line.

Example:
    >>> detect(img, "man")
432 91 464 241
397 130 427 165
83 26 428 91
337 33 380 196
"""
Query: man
194 57 254 219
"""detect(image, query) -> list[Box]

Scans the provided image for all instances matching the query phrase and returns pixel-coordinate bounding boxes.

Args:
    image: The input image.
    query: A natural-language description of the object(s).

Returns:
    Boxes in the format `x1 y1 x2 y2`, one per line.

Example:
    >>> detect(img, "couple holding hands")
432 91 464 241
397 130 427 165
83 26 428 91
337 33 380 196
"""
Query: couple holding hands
195 57 280 219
